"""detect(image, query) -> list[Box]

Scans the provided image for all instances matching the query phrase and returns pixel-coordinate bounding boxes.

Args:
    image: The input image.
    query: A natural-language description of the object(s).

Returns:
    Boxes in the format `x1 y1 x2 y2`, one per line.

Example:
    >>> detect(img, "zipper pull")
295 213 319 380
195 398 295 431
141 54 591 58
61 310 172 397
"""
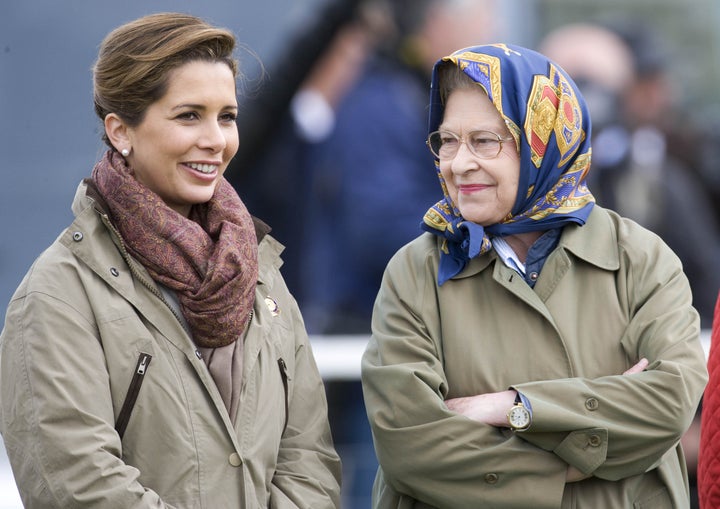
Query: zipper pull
137 353 151 375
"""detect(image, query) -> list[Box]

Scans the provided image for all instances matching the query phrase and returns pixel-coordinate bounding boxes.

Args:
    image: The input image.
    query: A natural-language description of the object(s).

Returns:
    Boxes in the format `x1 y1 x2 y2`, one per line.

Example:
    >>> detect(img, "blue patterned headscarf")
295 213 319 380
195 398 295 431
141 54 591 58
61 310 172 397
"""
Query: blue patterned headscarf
421 44 595 285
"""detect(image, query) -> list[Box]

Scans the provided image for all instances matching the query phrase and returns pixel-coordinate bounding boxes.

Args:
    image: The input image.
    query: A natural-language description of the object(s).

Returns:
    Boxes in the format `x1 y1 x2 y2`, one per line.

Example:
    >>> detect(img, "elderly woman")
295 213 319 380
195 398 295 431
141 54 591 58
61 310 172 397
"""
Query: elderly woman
0 13 340 508
361 44 707 508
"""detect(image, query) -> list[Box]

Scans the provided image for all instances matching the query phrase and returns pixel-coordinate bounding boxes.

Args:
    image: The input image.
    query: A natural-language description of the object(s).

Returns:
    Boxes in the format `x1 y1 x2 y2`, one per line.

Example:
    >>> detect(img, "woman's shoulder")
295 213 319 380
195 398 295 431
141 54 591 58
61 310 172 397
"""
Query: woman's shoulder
388 233 439 267
598 206 676 256
581 205 681 269
379 233 442 291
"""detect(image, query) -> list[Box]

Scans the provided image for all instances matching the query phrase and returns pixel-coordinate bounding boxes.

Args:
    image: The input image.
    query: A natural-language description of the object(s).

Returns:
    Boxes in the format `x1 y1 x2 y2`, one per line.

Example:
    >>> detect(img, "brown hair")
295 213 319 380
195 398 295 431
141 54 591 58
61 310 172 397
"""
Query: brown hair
437 61 484 105
93 12 238 147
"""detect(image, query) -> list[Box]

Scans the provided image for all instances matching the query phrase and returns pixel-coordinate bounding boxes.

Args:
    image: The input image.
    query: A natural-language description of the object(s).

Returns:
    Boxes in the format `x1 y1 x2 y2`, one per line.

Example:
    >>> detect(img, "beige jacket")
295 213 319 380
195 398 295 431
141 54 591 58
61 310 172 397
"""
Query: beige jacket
362 206 707 509
0 181 341 508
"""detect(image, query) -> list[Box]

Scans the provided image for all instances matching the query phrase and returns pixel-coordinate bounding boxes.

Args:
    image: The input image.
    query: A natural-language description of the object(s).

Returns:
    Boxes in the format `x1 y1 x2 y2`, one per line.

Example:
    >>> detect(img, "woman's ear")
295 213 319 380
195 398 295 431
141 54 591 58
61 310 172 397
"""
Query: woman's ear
104 113 131 153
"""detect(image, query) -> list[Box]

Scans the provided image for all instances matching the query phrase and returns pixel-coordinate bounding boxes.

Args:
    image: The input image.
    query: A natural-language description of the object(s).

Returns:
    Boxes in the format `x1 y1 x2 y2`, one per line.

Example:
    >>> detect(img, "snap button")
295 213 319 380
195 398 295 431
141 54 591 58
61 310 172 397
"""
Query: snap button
228 452 242 467
72 231 83 242
110 267 119 277
529 271 538 281
484 473 499 484
588 434 602 447
195 350 202 360
585 398 599 411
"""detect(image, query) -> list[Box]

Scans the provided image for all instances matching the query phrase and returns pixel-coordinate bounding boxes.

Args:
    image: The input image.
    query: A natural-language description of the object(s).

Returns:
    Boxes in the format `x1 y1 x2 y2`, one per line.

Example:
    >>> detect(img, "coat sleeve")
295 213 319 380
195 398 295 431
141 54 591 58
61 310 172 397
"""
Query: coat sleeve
512 231 708 481
270 289 342 509
0 289 175 508
361 245 567 509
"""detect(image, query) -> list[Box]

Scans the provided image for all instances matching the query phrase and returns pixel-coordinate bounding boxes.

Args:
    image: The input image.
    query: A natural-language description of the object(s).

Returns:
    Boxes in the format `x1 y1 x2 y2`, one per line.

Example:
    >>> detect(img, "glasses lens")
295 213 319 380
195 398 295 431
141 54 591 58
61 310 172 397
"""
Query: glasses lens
428 131 458 158
468 131 501 158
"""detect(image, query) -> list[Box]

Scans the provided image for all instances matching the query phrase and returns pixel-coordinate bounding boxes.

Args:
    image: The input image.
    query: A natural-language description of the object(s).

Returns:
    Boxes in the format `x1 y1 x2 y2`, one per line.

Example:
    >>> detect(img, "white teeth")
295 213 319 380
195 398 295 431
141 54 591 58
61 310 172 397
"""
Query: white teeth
187 162 217 174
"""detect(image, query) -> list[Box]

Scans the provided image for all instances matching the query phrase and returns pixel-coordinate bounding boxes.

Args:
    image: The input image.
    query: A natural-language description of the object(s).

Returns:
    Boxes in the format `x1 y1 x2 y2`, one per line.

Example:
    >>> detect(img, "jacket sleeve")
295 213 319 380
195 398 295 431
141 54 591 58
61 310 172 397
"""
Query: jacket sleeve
513 232 708 481
361 246 567 509
0 289 175 508
270 291 342 509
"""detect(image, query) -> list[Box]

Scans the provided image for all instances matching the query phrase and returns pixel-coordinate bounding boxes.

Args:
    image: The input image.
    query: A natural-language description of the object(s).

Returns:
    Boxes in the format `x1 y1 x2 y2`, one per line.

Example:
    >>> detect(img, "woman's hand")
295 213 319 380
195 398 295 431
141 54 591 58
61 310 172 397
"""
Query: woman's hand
445 358 649 426
444 389 516 427
623 357 649 375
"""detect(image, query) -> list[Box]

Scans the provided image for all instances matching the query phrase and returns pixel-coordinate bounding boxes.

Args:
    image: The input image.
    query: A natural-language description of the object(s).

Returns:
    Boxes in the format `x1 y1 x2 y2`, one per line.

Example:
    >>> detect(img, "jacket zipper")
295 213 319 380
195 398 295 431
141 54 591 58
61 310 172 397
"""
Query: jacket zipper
115 352 153 439
278 358 290 432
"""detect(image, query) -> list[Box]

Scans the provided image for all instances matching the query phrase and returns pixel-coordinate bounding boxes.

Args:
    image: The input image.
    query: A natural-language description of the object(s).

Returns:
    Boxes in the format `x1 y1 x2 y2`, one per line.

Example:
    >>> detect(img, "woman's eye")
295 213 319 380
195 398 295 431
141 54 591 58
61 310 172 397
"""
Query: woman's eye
220 112 237 122
470 135 495 145
176 111 199 121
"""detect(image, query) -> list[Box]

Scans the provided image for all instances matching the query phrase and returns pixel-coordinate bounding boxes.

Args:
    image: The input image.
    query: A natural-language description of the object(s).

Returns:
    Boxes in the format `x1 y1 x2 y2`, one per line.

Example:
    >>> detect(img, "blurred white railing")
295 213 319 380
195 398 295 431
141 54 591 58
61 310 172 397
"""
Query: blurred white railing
308 331 712 380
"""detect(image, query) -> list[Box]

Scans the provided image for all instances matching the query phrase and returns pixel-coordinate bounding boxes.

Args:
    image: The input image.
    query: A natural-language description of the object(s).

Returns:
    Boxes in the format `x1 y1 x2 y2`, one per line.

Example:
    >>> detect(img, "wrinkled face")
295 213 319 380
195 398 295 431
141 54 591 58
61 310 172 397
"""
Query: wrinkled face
439 87 520 226
124 60 239 216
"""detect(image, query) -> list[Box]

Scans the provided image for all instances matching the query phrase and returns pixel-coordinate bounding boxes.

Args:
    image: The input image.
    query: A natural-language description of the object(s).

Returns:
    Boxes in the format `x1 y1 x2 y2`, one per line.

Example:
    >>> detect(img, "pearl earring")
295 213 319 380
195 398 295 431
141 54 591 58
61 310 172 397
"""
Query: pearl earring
121 148 130 157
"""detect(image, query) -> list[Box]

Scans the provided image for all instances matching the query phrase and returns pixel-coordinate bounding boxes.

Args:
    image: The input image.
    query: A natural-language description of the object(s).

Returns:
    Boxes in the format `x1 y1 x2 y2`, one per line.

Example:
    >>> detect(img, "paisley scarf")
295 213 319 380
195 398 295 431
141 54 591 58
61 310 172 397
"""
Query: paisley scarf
421 44 595 285
91 150 258 348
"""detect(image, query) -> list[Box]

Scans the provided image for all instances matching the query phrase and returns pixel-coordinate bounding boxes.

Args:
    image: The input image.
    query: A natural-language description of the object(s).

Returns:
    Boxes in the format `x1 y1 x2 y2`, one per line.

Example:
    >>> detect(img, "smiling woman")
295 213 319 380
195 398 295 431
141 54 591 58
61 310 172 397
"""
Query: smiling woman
104 60 240 216
361 43 707 508
0 12 341 509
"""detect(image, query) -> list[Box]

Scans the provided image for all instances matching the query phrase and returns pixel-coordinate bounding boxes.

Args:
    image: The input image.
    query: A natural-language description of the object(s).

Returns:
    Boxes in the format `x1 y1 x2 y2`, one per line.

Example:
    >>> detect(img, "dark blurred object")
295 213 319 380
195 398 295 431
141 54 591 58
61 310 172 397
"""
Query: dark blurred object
227 0 367 175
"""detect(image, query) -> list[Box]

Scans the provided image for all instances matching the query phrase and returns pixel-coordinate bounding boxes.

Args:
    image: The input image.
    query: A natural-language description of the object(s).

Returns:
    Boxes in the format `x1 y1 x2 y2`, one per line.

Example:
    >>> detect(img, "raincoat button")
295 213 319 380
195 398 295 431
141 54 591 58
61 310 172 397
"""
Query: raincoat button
228 452 242 467
195 350 202 360
72 231 83 242
484 473 499 484
110 267 119 277
588 434 602 447
585 398 599 411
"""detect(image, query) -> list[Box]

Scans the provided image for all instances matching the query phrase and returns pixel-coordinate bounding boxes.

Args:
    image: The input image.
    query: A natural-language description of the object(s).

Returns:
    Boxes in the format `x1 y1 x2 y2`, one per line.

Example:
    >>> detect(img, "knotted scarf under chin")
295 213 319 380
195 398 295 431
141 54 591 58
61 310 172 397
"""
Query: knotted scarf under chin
91 150 258 348
421 208 493 285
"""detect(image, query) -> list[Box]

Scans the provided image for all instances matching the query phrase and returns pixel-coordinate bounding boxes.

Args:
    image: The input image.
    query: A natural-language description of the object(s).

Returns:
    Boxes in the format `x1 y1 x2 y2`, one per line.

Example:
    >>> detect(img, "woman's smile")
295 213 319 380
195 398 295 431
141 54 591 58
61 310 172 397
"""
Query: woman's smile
458 183 493 194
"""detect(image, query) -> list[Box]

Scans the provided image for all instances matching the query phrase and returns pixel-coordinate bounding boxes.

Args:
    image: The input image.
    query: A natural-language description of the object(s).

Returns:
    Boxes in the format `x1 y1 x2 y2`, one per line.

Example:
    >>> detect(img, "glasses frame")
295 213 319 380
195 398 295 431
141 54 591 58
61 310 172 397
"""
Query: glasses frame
426 130 515 160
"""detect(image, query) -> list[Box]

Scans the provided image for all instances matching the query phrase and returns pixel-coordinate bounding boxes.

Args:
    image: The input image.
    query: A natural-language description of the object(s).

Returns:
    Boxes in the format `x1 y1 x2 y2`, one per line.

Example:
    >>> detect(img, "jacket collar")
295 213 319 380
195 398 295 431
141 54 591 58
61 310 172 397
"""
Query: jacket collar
558 205 620 271
452 206 619 280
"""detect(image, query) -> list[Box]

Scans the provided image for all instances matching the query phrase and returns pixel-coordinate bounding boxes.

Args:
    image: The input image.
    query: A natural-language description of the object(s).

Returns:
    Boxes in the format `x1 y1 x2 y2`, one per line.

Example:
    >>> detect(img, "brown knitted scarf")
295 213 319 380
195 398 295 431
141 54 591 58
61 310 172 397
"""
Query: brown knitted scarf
91 150 258 348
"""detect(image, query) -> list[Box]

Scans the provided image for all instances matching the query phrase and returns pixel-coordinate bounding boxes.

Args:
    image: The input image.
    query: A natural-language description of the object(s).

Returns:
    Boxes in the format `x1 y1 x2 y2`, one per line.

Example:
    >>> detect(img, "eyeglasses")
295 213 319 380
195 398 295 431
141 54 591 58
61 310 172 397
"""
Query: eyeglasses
426 130 514 160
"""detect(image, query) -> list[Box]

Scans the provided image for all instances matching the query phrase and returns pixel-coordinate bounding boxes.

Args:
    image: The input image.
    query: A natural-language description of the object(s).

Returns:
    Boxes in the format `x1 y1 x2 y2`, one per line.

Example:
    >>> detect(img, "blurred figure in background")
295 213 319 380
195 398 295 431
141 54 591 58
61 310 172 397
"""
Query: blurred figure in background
539 22 720 329
296 0 502 335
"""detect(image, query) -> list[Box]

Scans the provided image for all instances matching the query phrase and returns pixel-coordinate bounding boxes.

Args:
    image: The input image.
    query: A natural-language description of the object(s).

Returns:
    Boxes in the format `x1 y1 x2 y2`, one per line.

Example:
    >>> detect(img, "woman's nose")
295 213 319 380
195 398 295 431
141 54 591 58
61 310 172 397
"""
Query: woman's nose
450 140 479 173
199 121 227 151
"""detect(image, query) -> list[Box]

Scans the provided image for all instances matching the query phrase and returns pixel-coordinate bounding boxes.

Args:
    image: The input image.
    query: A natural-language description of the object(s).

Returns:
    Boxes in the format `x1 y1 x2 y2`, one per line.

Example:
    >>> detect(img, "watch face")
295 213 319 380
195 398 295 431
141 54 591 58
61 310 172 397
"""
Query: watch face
508 405 530 429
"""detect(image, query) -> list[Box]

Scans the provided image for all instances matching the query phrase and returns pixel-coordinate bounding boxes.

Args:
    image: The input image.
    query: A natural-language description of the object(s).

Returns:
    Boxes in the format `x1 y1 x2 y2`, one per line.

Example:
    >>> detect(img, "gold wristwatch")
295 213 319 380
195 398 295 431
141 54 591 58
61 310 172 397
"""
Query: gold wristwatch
507 393 531 431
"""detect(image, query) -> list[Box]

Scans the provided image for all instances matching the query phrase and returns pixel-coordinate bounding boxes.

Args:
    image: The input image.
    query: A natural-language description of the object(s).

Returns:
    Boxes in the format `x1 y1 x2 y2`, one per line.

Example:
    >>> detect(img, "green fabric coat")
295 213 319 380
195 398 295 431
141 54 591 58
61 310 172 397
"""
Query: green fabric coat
362 206 707 509
0 181 341 508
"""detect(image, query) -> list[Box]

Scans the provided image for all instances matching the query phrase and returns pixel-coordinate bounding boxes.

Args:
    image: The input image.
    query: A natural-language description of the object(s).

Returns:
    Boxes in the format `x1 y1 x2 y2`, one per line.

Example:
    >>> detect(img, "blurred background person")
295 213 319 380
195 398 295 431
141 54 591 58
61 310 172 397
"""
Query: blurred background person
539 21 720 329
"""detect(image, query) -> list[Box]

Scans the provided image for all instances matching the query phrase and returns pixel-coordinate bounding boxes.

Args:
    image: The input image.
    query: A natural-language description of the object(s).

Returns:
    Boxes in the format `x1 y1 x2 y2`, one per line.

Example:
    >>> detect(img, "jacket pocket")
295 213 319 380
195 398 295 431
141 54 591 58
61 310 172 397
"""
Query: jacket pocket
277 357 290 432
115 352 152 439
